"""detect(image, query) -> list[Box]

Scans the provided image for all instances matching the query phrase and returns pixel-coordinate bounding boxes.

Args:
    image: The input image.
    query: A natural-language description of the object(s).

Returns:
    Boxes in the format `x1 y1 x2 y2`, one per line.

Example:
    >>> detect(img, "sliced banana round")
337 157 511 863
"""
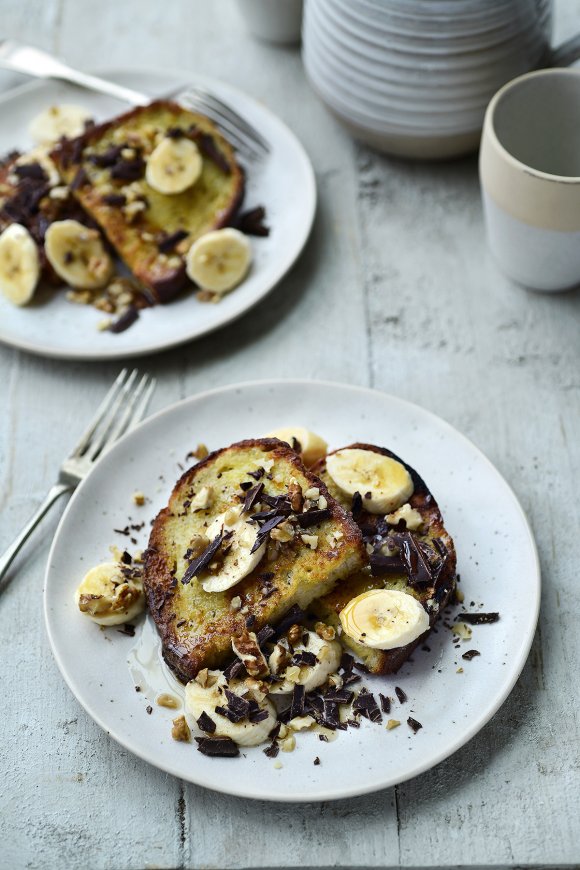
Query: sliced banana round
201 505 266 593
268 630 342 694
44 219 114 290
29 104 92 146
75 562 145 626
146 136 202 195
0 224 40 305
184 671 276 747
326 448 414 514
340 589 429 650
185 227 252 294
264 426 328 467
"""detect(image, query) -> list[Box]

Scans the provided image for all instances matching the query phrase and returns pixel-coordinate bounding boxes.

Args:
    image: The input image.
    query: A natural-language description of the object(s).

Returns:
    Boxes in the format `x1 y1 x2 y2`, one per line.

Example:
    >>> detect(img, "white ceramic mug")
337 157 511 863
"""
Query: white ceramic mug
480 68 580 292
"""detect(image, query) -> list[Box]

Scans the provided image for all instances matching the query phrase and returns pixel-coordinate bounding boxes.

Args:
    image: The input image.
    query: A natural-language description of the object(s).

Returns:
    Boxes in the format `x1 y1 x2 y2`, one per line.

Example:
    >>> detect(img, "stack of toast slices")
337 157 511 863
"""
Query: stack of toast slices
144 436 457 684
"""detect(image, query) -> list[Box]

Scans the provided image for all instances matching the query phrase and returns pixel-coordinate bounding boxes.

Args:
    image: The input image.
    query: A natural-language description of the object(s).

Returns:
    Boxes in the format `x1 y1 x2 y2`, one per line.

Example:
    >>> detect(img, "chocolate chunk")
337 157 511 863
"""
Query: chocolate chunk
256 625 275 647
296 509 331 528
116 624 135 637
249 513 286 554
395 686 407 704
240 481 253 491
108 306 140 334
248 467 264 480
146 705 153 714
111 155 145 181
462 649 481 660
353 689 382 723
224 689 251 722
272 605 307 640
242 482 264 514
407 717 422 734
249 708 269 724
458 612 500 625
102 193 126 206
290 685 305 719
14 162 47 181
233 205 269 237
196 132 231 174
90 145 123 168
158 229 188 254
351 492 363 521
313 756 321 766
291 651 317 667
70 166 89 190
195 736 239 757
379 694 391 714
369 553 405 576
223 658 245 681
181 531 228 584
263 740 279 758
323 688 354 705
197 711 216 734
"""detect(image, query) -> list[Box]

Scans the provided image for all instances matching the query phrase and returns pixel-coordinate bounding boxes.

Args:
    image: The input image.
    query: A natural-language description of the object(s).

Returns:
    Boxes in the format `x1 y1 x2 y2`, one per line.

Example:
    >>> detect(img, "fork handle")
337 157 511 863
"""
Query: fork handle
0 483 73 584
0 45 149 105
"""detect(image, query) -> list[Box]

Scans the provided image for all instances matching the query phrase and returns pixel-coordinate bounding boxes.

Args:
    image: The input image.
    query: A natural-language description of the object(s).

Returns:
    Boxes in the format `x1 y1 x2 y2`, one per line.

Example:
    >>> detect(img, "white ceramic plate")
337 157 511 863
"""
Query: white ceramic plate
44 381 540 802
0 70 316 360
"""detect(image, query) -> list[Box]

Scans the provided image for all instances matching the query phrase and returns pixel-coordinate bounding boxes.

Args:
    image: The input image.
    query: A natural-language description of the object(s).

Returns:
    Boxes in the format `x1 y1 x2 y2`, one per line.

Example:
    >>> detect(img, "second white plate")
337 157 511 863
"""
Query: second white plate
0 70 316 359
44 380 540 801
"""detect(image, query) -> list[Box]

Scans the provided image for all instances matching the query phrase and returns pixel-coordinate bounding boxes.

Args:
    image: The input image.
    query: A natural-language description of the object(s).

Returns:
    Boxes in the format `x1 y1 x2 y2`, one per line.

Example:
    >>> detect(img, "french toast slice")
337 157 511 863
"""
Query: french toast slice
310 443 457 674
51 100 244 302
144 439 365 683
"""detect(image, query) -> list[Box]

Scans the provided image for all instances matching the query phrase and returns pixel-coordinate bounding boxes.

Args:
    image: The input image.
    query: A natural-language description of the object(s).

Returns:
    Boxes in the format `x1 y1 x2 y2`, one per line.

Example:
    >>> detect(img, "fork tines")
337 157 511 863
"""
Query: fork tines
178 86 270 161
72 368 156 463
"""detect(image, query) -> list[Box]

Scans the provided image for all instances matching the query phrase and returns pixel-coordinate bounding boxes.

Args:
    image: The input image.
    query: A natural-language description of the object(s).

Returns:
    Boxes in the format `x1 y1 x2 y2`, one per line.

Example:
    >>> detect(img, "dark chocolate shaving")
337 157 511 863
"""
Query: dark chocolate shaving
102 193 126 206
324 688 354 705
353 689 382 723
242 482 264 514
272 605 307 640
379 694 391 714
195 736 239 757
111 155 145 181
233 205 269 237
369 553 405 576
223 658 245 681
248 467 264 480
249 513 286 554
89 145 123 168
458 612 500 625
462 649 481 661
395 686 407 704
407 717 422 734
263 740 279 758
196 132 231 174
197 712 216 734
351 492 363 521
290 685 305 719
14 162 47 181
291 651 317 667
158 229 188 253
181 532 225 584
313 756 320 766
117 624 135 637
108 306 139 334
296 509 331 528
70 166 89 190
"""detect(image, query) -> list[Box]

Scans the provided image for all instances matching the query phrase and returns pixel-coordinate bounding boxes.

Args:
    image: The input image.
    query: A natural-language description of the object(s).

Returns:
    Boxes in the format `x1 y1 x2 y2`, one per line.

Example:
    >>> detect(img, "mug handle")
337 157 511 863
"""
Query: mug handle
545 34 580 67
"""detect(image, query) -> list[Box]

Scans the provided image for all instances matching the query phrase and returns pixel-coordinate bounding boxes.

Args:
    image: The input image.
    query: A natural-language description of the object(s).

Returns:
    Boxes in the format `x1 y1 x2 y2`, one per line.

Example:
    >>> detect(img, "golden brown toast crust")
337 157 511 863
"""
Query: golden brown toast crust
144 438 365 683
51 100 244 302
311 442 457 674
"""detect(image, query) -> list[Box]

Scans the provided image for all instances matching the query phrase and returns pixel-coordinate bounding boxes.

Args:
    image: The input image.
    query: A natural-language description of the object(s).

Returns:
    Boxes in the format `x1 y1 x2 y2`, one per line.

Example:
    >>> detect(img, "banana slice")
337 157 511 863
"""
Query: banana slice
201 505 266 592
44 219 114 289
340 589 429 650
264 427 328 467
326 448 413 514
146 136 202 195
29 104 92 146
185 228 251 294
75 562 145 626
0 224 40 305
268 630 342 694
184 671 276 746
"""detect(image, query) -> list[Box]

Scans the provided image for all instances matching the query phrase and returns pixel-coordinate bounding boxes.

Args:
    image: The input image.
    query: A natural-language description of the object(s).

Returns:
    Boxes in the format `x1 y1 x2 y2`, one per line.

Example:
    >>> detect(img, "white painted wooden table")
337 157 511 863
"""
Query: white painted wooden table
1 2 579 868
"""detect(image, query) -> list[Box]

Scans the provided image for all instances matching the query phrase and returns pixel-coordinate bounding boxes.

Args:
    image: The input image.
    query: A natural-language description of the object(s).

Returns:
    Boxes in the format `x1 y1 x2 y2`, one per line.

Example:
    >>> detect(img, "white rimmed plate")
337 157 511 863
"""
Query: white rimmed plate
44 380 540 802
0 69 316 360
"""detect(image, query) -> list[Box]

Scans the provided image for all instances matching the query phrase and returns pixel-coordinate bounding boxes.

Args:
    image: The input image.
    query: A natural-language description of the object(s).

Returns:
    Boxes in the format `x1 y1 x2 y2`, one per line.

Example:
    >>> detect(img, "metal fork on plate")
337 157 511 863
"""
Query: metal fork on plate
0 368 156 584
0 39 269 161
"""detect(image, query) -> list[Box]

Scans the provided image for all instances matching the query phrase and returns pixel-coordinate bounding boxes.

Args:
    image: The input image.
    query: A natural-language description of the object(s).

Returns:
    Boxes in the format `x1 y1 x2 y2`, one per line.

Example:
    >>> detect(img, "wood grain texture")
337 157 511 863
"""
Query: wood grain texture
0 0 579 867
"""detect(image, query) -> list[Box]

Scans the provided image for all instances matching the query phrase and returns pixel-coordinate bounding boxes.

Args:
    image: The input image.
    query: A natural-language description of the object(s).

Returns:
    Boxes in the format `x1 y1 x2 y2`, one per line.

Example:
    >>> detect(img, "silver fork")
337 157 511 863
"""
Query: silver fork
0 368 156 584
0 39 269 161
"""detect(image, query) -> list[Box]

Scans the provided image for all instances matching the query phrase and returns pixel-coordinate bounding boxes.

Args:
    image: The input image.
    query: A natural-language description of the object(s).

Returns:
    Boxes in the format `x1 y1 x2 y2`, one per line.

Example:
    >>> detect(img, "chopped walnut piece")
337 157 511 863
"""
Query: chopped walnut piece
288 482 303 513
231 628 270 677
193 443 209 460
156 693 180 709
287 623 302 645
315 621 335 642
230 595 242 611
171 716 191 742
452 622 473 641
132 491 146 506
280 734 296 753
386 719 401 730
301 534 318 550
190 486 212 511
269 640 291 675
